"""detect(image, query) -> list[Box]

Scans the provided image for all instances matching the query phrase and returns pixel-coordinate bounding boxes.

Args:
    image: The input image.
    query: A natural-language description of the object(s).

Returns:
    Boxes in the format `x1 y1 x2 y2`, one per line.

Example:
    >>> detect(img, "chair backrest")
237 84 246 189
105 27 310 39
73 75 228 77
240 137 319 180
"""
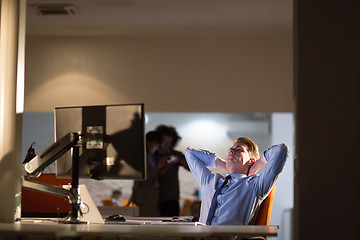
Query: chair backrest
121 200 136 207
254 186 276 225
101 198 115 206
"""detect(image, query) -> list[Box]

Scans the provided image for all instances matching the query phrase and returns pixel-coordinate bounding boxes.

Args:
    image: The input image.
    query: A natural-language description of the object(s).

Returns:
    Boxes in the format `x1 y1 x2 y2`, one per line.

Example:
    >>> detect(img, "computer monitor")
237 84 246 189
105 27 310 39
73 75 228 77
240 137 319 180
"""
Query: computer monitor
55 104 146 180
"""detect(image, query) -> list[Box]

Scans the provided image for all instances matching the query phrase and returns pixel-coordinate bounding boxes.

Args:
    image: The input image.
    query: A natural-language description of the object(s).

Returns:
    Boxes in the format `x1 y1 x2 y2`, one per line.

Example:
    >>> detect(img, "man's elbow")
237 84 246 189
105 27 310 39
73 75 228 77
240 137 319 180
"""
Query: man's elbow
184 147 192 159
280 143 289 157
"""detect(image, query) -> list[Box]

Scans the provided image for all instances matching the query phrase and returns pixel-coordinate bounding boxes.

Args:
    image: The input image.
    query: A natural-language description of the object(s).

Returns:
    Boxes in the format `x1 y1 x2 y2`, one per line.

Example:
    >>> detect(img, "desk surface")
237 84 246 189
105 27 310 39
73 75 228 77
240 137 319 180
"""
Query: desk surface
0 222 278 239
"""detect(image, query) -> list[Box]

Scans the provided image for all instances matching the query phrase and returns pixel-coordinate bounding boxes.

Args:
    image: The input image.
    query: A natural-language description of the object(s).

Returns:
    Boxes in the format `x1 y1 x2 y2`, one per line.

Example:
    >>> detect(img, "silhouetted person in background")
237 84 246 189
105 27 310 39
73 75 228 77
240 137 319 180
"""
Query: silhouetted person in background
131 131 161 216
111 188 123 207
155 125 190 217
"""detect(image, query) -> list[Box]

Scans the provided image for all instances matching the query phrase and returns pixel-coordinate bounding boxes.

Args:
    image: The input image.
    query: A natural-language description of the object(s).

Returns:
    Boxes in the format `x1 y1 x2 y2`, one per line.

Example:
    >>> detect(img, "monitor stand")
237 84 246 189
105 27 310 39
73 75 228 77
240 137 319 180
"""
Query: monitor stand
22 133 88 224
65 145 85 224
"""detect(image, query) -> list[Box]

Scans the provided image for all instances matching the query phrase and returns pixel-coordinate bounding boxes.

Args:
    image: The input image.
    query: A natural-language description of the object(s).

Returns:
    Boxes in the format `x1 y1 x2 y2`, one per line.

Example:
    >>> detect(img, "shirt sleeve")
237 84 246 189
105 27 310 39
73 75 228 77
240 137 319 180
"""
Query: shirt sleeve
184 147 217 187
254 143 289 196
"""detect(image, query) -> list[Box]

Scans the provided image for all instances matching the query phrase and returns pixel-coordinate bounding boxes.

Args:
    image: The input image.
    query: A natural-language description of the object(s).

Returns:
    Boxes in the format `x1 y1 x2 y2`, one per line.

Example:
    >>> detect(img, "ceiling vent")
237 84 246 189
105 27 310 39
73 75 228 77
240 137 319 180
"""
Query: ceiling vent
33 4 78 15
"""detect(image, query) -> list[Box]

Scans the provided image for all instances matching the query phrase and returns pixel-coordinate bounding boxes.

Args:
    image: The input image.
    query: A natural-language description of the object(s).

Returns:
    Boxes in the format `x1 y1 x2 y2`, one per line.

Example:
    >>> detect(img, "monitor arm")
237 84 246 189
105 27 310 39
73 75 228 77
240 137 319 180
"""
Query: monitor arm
24 132 80 177
21 176 73 199
22 132 84 223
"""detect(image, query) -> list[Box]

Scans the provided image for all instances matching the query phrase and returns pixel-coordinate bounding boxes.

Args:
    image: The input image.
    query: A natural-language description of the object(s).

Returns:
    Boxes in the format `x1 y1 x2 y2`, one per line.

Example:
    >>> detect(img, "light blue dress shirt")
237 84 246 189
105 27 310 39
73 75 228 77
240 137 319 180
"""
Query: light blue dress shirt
184 143 288 225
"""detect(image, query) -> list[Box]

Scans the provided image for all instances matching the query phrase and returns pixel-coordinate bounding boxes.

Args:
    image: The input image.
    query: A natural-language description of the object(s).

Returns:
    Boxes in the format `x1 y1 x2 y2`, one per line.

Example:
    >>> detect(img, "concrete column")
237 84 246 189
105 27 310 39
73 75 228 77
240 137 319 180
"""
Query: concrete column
0 0 22 223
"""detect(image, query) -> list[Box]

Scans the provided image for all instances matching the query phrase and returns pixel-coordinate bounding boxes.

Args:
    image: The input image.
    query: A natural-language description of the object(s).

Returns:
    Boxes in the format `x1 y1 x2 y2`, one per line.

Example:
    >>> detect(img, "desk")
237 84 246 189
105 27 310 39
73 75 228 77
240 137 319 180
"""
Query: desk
0 222 278 240
98 206 140 217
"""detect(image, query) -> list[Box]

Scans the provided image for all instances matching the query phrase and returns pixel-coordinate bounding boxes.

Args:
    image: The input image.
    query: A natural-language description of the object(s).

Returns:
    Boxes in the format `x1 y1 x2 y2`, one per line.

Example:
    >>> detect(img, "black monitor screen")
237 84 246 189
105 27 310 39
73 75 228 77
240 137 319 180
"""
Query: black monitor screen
55 104 145 180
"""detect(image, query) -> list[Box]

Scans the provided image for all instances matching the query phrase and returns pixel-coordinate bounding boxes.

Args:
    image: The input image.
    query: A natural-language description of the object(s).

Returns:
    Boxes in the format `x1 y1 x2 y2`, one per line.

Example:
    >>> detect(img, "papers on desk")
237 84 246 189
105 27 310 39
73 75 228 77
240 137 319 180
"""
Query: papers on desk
112 216 205 226
149 221 205 226
105 220 203 226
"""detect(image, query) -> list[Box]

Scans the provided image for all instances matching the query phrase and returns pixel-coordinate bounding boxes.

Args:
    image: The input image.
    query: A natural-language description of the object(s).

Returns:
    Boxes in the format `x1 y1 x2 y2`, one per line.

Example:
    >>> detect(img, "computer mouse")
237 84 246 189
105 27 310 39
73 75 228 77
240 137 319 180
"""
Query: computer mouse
106 214 126 222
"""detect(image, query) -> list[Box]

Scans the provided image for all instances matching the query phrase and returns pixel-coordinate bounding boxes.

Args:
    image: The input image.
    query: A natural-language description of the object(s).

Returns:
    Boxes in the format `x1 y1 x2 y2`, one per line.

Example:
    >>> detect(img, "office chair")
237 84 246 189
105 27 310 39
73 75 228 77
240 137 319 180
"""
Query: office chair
254 185 276 225
101 199 137 207
101 198 116 206
246 186 276 240
121 200 136 207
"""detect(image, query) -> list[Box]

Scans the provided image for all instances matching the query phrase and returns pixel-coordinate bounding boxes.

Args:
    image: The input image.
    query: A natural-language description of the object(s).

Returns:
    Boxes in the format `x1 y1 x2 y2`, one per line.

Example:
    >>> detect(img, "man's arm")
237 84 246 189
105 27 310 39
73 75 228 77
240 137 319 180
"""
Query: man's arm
255 143 288 195
215 157 227 172
184 147 216 186
248 155 267 176
262 143 288 175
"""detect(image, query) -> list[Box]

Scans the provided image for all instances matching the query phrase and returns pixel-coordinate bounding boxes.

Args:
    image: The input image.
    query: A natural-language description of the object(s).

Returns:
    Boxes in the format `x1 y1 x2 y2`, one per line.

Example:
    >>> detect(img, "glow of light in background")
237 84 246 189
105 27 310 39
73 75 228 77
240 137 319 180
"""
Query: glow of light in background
181 120 226 139
145 114 150 125
178 120 231 158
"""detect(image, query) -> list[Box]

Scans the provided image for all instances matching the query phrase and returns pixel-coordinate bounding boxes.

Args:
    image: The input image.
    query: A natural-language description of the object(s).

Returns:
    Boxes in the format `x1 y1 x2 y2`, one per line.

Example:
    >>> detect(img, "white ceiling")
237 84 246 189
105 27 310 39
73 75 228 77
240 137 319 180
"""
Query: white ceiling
26 0 293 36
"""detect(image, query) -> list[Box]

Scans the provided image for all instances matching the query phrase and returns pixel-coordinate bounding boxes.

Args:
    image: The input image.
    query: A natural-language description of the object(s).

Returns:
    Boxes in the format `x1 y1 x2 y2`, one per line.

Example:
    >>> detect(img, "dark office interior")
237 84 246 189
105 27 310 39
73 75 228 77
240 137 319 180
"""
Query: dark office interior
0 1 359 240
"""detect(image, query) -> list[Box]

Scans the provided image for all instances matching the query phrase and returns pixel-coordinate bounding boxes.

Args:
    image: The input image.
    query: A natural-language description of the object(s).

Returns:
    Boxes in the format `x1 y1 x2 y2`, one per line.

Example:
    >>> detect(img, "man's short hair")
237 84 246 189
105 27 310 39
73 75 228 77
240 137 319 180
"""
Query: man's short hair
234 137 260 160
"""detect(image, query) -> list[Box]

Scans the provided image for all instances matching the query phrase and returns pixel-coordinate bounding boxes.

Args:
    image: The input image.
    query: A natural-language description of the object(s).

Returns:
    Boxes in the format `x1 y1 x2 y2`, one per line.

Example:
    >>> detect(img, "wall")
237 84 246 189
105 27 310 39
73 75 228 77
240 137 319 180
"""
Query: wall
24 34 293 113
269 113 294 240
294 1 359 239
21 112 54 161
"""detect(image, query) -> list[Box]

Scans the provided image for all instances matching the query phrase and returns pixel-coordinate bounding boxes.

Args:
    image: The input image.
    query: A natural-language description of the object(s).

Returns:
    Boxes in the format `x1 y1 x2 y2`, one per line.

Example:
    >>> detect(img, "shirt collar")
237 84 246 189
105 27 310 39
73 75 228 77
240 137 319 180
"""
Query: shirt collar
230 173 248 179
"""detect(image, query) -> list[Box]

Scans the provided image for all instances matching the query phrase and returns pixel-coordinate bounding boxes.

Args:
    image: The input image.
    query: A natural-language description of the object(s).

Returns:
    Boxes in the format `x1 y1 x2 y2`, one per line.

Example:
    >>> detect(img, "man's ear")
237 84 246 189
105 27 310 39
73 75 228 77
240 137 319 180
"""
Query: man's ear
247 158 257 176
245 158 255 167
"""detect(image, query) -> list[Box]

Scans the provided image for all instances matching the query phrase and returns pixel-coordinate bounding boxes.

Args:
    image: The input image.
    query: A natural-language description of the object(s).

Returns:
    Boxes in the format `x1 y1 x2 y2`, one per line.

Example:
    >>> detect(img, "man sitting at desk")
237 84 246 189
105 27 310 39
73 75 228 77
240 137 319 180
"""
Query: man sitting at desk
184 137 288 225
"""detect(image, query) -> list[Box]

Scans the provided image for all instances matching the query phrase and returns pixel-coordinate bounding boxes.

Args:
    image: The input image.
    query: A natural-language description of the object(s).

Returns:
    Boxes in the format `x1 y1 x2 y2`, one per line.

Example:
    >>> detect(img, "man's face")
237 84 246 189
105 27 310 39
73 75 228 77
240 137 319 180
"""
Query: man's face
161 135 174 152
226 142 252 166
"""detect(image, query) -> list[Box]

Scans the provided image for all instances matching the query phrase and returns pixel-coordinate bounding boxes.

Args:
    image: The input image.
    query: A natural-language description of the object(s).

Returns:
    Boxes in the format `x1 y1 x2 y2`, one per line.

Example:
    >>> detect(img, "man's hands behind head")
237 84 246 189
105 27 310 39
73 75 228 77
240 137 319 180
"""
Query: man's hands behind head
248 155 267 175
